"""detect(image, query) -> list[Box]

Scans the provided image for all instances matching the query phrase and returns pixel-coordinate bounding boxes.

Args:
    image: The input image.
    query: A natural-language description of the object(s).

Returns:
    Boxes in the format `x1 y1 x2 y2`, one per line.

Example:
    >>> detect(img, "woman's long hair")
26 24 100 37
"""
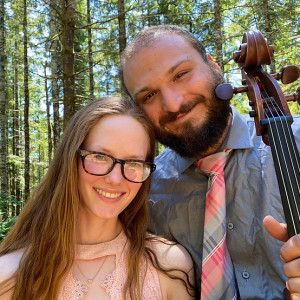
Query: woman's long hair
0 97 158 300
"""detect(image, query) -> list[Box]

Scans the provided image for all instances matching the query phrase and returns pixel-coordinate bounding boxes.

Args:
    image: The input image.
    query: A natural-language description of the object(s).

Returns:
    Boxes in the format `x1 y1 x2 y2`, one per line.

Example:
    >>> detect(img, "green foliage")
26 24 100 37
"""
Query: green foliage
0 193 19 242
0 217 17 242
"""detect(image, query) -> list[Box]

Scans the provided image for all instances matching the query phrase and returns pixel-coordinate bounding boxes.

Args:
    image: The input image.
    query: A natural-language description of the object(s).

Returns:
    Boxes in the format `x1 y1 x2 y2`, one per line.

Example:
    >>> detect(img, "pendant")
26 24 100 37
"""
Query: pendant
87 279 93 284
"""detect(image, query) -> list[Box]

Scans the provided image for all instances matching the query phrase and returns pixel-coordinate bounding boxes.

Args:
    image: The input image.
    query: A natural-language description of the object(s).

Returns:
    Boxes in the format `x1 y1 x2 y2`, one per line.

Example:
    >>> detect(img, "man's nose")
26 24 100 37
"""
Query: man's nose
160 86 184 112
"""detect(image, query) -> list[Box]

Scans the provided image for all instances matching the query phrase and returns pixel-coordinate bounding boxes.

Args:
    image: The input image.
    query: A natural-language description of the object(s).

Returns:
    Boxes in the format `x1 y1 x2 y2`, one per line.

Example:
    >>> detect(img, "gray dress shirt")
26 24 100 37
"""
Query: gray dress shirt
148 106 300 300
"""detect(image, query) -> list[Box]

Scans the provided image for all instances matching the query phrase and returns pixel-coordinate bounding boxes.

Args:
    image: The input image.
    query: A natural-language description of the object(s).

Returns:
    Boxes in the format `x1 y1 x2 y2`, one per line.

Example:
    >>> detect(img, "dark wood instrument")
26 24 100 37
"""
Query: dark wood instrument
215 30 300 299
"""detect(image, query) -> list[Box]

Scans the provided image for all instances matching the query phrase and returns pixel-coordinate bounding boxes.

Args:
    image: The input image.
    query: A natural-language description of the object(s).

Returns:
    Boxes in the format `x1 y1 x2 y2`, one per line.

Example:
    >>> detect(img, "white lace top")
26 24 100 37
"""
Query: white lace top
58 231 162 300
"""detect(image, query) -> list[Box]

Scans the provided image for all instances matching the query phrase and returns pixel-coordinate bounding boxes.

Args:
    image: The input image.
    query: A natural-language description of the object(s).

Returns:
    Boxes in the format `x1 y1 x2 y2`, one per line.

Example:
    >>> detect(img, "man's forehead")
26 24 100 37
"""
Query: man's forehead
134 33 188 53
124 36 194 76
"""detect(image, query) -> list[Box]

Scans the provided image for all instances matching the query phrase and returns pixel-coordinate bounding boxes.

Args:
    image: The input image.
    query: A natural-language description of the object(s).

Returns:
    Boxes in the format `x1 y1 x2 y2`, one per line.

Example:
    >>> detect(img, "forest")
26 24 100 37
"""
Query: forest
0 0 299 239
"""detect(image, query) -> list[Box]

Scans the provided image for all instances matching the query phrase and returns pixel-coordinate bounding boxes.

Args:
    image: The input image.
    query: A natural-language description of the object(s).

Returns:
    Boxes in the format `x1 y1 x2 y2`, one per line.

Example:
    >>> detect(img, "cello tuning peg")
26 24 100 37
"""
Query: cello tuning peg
214 83 234 101
273 65 300 84
285 86 300 105
281 65 300 84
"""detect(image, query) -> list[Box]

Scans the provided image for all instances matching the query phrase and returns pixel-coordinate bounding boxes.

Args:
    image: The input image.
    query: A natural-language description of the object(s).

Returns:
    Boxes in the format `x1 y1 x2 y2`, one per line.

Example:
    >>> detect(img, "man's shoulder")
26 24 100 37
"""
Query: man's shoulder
155 147 178 163
0 250 23 284
292 115 300 125
153 147 180 178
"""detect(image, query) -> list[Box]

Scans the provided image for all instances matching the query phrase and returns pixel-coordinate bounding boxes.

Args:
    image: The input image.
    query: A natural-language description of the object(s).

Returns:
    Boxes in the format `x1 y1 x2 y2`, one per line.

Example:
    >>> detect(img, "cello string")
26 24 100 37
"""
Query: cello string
263 91 300 193
260 87 300 227
259 90 298 232
261 92 299 232
262 89 300 197
267 92 300 172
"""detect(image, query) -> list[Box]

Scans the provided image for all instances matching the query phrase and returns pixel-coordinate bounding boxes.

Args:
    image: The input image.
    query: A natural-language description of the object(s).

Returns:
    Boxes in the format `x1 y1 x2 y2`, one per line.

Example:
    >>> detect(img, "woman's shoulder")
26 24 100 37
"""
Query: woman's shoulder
0 249 24 284
146 234 195 299
146 234 193 272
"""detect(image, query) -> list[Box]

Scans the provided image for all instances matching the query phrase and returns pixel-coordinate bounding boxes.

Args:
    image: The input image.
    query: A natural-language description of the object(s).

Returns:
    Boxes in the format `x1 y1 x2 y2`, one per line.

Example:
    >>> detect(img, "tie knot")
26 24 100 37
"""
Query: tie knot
195 151 230 175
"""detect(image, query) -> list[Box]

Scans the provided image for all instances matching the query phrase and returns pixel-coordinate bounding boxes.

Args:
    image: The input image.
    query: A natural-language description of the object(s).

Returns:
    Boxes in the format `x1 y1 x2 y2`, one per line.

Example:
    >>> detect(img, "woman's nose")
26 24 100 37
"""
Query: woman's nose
104 163 124 184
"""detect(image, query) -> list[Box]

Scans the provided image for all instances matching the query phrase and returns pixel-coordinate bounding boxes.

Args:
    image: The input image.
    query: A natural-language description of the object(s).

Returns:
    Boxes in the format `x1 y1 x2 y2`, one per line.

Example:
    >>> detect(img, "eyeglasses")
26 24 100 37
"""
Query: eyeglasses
78 149 156 183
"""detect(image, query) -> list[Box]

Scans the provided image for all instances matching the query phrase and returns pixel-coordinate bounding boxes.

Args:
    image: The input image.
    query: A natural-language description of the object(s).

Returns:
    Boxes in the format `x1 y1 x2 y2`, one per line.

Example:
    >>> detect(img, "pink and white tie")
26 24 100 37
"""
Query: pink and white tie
195 151 237 300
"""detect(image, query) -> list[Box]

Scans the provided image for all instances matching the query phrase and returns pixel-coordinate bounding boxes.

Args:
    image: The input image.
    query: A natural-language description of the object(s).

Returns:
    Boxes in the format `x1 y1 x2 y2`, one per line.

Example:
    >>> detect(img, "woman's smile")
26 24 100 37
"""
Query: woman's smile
94 187 123 202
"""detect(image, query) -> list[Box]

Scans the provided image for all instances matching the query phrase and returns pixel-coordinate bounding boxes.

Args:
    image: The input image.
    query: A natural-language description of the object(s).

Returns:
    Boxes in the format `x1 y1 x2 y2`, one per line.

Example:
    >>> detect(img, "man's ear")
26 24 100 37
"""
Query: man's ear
206 53 222 73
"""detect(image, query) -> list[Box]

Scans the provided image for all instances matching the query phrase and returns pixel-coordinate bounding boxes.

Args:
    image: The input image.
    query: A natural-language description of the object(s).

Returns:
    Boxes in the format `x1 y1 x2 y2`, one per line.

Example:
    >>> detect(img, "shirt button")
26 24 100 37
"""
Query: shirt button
227 222 234 230
242 271 250 279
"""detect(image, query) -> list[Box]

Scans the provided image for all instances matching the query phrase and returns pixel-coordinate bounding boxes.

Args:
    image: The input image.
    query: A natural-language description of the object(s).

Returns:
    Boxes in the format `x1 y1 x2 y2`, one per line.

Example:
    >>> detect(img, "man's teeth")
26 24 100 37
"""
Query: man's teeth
95 188 121 198
176 113 185 119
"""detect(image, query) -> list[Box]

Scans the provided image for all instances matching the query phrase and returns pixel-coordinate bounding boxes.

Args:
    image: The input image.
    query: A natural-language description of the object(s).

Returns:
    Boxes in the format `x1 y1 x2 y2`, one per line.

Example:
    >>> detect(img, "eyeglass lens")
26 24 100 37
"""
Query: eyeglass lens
83 153 151 182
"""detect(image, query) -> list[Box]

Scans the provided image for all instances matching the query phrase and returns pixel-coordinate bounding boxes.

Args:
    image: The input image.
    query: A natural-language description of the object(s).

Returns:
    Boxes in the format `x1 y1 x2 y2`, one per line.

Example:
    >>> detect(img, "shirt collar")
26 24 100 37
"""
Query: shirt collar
220 106 254 150
175 106 254 173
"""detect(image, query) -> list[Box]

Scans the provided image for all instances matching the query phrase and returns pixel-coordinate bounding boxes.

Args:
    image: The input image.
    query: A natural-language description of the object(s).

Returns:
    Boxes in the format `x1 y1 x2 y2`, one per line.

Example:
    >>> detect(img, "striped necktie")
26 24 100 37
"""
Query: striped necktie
195 151 237 300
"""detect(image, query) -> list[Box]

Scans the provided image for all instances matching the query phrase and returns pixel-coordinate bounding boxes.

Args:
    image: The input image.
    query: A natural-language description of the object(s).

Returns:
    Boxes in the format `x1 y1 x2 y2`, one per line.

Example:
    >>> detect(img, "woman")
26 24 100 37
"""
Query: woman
0 97 194 300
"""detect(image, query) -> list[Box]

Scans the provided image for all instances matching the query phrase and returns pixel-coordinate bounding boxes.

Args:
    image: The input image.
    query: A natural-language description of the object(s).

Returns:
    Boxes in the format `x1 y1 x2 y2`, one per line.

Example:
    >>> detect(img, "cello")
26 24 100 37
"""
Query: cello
215 30 300 298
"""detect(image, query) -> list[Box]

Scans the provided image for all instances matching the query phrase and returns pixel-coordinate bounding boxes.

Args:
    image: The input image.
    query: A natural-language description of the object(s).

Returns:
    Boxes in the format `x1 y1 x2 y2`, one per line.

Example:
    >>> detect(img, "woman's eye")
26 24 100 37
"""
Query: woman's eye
127 161 143 169
94 154 107 161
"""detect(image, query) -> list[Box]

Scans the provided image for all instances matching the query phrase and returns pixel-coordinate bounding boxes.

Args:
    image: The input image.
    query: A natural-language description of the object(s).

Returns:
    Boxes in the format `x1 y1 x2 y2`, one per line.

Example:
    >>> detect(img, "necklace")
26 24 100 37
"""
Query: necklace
76 256 107 285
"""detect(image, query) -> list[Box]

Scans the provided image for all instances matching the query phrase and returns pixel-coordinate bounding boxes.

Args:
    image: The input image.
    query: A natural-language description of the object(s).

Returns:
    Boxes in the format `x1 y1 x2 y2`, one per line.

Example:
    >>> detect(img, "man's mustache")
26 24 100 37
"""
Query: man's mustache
159 97 206 127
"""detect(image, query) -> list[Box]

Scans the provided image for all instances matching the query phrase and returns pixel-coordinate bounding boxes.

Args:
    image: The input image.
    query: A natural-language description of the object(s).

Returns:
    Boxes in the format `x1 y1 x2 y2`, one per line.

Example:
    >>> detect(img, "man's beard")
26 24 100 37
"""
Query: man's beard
154 70 232 158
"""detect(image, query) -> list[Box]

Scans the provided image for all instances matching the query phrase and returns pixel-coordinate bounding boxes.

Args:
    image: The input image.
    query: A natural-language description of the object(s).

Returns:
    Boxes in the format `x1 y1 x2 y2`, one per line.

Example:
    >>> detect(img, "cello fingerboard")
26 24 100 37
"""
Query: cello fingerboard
264 117 300 237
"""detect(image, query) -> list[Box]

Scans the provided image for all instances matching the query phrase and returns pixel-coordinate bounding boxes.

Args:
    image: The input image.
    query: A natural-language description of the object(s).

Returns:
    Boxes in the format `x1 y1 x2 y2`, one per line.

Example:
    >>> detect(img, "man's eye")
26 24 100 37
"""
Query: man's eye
175 71 188 81
143 91 156 103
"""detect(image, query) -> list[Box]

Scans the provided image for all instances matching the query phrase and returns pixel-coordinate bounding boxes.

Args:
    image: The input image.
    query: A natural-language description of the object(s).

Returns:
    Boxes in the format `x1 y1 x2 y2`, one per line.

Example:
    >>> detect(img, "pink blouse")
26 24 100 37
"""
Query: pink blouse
59 231 162 300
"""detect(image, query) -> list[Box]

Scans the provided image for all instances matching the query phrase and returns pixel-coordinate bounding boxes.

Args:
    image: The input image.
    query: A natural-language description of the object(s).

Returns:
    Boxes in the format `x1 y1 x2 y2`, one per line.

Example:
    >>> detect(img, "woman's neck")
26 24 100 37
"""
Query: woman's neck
76 215 122 245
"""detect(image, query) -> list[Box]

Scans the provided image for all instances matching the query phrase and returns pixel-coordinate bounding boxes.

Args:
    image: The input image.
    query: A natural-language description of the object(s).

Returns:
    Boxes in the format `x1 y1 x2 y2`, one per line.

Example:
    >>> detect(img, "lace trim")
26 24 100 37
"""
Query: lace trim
59 232 162 300
62 277 89 300
61 258 161 299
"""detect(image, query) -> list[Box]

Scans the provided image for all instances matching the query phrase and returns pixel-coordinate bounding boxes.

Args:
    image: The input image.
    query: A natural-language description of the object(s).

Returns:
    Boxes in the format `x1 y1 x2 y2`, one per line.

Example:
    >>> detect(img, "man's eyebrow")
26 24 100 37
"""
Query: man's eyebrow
133 59 192 101
133 87 151 102
168 59 191 75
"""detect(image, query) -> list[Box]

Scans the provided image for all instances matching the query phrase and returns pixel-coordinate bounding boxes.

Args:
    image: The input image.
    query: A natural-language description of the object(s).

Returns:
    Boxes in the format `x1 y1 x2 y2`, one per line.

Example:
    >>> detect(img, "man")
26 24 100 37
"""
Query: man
119 25 300 299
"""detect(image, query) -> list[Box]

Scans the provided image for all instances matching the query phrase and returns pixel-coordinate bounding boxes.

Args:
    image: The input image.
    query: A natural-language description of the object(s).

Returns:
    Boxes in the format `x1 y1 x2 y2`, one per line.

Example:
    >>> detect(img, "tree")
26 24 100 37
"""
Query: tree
12 40 22 215
50 0 61 150
256 0 276 73
87 0 94 100
0 0 8 219
213 0 224 72
118 0 126 55
61 0 76 128
23 0 30 202
44 64 53 162
118 0 126 96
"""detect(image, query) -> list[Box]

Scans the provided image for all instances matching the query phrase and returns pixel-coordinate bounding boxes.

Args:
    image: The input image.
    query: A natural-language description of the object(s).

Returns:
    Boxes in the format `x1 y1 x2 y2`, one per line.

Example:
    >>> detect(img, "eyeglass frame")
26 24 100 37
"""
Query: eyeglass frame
78 149 156 183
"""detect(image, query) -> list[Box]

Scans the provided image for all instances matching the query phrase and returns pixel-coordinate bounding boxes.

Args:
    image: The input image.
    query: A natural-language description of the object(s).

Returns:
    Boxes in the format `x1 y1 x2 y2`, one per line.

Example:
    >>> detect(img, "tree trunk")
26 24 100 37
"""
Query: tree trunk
261 0 275 73
50 0 60 150
213 0 224 72
13 41 21 215
118 0 126 55
23 0 30 201
61 0 76 129
44 64 53 163
0 0 8 219
118 0 126 96
87 0 94 101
